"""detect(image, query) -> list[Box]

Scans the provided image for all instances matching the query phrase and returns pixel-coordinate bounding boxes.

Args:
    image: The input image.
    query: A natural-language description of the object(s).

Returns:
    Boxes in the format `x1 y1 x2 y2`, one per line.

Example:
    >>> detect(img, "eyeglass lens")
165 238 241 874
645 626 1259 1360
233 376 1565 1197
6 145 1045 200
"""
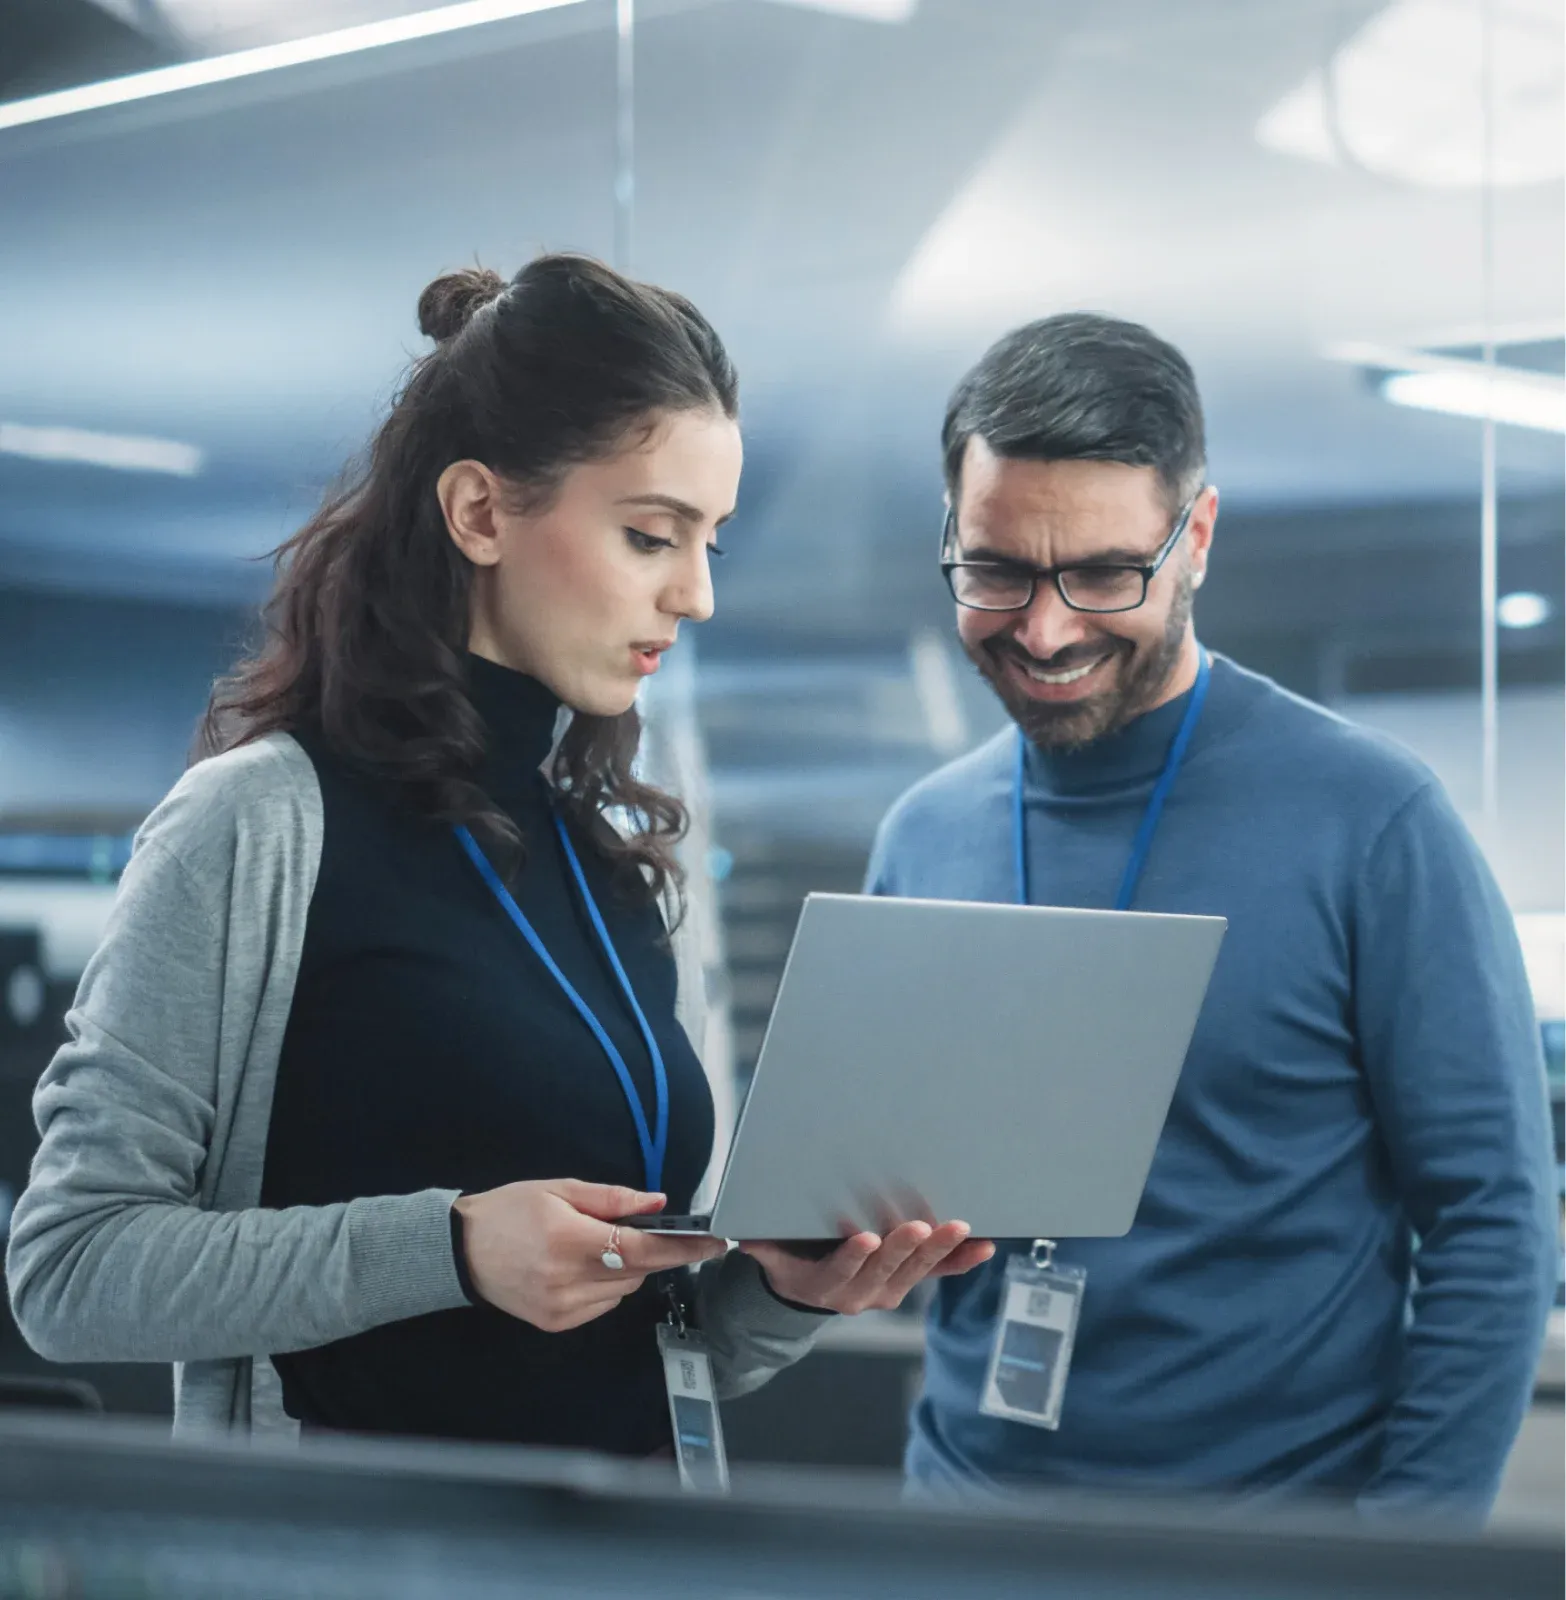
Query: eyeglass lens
947 564 1147 613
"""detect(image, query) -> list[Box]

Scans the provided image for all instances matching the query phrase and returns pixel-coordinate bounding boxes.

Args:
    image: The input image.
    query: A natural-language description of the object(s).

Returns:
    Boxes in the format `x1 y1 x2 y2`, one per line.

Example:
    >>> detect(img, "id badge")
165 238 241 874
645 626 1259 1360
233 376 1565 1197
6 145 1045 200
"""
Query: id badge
656 1321 730 1493
978 1240 1086 1431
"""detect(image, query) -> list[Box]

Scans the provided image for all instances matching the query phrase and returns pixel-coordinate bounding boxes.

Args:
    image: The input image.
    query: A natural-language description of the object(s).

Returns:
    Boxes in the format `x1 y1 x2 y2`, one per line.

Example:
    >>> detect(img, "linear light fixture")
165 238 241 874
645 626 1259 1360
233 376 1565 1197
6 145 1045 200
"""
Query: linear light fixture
0 0 588 133
758 0 917 21
0 422 203 476
1327 341 1566 435
1381 371 1566 434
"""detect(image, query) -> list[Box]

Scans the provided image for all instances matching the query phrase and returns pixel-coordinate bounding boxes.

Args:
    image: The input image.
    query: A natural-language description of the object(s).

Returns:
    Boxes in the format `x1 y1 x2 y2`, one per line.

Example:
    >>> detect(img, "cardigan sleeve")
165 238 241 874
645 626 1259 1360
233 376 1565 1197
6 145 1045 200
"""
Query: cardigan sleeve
692 1250 833 1400
6 745 471 1364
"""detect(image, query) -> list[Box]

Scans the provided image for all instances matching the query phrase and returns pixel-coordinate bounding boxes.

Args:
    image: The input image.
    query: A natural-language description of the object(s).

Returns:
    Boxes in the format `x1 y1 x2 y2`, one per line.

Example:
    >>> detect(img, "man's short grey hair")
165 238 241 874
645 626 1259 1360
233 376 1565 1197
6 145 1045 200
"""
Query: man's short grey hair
942 313 1207 513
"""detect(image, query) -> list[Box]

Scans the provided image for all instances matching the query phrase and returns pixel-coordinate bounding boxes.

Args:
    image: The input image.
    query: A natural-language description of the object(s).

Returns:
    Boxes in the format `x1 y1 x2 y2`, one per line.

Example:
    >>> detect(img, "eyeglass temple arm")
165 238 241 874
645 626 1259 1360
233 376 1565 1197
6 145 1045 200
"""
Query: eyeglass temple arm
1150 491 1204 573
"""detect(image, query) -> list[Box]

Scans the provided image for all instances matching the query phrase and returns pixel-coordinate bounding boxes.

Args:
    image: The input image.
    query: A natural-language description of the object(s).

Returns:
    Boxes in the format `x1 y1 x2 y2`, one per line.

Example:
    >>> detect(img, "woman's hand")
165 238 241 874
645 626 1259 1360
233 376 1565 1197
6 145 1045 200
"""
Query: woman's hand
740 1223 995 1315
454 1180 725 1332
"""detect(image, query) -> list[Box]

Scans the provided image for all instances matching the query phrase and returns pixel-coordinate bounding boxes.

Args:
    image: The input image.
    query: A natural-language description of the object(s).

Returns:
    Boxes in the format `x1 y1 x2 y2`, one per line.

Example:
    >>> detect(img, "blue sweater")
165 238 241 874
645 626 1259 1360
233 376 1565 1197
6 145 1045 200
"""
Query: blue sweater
866 654 1557 1513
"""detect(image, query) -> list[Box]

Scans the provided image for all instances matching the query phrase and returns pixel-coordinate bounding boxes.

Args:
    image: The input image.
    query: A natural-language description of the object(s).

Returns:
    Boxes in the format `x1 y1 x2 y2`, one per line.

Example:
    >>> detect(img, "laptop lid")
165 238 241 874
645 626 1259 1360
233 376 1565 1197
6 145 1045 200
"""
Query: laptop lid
707 893 1225 1240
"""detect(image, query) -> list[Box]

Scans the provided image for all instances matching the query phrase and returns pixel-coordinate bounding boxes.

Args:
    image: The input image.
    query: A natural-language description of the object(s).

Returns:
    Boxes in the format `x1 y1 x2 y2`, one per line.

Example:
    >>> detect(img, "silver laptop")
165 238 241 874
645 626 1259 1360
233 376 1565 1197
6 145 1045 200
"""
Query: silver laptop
630 893 1225 1241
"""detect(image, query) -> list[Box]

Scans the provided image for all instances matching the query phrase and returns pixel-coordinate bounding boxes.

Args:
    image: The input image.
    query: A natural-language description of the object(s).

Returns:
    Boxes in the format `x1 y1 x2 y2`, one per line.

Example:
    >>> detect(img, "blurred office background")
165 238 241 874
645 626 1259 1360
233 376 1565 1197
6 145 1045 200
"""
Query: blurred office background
0 0 1561 1528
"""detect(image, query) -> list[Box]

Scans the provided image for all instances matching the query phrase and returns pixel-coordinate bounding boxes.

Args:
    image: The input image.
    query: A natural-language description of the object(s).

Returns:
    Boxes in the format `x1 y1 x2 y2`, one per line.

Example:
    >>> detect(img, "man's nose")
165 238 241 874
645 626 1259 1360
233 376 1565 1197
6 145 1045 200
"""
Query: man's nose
1009 581 1094 661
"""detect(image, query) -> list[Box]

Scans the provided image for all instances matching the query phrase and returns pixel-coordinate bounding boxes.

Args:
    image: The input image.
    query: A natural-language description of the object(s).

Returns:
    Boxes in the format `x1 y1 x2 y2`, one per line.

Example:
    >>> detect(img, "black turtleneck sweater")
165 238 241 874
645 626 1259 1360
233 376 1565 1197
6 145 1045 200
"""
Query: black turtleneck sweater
260 656 714 1451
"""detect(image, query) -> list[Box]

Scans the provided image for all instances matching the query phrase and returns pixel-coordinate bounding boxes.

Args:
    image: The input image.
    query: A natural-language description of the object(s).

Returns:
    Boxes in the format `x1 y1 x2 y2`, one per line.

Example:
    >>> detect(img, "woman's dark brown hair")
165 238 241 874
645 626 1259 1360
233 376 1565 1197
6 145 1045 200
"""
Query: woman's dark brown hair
198 253 739 904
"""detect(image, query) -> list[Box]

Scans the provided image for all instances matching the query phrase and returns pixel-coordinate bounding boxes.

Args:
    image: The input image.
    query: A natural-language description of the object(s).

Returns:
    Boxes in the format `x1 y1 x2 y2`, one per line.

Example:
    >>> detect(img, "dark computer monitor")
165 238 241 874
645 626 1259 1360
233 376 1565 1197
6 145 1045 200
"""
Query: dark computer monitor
0 1412 1557 1600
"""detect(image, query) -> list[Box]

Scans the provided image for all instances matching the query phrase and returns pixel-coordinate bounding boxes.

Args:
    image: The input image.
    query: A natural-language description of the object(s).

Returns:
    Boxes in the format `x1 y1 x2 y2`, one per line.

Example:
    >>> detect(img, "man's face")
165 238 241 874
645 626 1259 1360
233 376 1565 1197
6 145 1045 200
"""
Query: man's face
951 439 1215 749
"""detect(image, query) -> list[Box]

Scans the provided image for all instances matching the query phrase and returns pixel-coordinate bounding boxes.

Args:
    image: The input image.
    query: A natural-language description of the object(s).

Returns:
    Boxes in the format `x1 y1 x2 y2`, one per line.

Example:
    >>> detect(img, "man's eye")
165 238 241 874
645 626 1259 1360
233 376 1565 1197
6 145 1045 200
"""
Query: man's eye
625 528 675 553
1066 566 1141 599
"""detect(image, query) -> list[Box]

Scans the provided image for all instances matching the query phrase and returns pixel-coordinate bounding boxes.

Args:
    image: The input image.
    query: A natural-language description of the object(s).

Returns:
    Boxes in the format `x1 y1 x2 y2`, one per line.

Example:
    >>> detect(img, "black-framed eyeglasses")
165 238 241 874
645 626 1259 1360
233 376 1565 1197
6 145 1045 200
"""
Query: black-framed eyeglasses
939 492 1201 614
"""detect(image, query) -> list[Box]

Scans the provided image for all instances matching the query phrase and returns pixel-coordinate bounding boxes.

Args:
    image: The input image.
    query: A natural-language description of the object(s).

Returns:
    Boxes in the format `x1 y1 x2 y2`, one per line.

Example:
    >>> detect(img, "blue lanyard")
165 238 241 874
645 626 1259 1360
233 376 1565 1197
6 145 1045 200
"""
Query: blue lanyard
455 814 670 1195
1013 650 1211 911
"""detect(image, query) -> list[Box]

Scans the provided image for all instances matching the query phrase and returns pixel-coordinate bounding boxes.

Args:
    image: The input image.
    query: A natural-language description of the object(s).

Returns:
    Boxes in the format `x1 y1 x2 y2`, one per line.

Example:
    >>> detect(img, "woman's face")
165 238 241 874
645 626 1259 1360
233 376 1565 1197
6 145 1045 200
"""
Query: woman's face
440 408 742 716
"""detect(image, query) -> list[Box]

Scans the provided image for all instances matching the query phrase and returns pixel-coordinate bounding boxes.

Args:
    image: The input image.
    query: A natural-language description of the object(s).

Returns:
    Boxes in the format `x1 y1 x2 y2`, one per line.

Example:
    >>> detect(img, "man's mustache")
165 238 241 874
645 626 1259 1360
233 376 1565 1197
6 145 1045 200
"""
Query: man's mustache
985 638 1129 674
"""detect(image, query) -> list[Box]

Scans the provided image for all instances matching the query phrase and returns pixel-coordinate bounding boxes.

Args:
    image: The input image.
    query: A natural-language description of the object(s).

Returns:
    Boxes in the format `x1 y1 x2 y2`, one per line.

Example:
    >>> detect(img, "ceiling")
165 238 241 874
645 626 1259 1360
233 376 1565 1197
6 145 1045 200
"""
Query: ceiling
0 0 1561 672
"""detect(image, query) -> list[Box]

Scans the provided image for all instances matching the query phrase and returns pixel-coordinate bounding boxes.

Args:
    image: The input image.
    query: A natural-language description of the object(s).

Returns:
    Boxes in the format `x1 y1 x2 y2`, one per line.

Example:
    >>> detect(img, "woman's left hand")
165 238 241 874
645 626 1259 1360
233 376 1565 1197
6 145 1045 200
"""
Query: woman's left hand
740 1223 995 1315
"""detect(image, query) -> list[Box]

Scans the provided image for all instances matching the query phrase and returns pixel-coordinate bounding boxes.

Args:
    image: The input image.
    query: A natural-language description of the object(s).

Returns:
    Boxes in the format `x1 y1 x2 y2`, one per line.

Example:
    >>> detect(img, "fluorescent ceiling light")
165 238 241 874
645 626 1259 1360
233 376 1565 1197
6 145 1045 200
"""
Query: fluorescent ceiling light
0 422 203 476
120 3 439 55
1257 0 1564 188
758 0 917 21
1327 340 1566 433
1497 592 1553 630
0 0 588 133
1380 370 1566 433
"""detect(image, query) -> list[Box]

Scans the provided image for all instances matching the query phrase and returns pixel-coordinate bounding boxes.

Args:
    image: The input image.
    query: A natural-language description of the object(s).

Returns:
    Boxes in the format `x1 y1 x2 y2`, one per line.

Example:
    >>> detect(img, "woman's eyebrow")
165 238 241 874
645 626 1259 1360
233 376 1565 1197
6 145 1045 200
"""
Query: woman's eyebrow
615 492 735 526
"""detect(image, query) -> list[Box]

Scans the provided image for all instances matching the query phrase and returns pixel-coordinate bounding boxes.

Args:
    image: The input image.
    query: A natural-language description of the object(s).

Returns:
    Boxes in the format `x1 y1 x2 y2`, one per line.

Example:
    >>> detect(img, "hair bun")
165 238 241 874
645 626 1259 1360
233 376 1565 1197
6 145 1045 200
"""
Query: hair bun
417 267 507 342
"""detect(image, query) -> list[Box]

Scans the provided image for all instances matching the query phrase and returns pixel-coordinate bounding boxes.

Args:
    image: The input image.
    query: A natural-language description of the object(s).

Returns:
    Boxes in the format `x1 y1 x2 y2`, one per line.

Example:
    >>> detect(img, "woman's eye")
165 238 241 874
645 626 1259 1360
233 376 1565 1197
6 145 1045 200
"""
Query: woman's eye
708 544 727 560
624 527 675 553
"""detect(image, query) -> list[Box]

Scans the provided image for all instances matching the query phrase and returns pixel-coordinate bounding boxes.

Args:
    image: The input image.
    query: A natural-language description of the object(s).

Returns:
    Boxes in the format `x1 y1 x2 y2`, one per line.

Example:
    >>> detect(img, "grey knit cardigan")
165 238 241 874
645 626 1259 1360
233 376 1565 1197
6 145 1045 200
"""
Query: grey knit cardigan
6 733 825 1437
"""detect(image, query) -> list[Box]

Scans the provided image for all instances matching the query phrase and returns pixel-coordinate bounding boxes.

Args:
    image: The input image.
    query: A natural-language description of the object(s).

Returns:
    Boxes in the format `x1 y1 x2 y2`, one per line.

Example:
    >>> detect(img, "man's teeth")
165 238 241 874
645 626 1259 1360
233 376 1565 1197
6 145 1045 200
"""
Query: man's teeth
1019 656 1103 685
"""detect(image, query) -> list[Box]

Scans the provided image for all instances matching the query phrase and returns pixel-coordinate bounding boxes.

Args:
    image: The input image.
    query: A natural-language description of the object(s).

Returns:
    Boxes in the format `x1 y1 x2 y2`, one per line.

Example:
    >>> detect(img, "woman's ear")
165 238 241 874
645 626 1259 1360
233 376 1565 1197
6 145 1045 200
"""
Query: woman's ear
438 460 504 567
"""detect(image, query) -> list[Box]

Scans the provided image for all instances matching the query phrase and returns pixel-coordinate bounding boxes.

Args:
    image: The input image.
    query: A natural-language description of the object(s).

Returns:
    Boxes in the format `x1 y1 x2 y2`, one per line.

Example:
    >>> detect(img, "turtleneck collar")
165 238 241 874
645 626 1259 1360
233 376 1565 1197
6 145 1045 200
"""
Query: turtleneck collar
466 652 561 805
1023 673 1200 798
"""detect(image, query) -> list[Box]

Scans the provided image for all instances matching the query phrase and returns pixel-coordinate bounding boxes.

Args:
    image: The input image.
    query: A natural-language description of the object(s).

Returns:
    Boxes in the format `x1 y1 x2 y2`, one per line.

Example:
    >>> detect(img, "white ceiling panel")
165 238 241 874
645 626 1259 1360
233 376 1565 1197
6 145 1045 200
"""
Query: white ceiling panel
0 0 1561 603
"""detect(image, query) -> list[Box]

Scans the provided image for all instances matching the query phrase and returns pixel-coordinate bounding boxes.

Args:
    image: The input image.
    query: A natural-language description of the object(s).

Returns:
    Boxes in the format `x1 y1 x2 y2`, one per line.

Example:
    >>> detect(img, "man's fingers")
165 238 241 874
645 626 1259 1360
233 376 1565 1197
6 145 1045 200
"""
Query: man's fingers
553 1181 666 1222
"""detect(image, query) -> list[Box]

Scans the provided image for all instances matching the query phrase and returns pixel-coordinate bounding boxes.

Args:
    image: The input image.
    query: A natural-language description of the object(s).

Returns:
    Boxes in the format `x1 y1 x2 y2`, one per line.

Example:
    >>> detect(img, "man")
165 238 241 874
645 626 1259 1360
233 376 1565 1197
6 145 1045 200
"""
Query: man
866 313 1558 1516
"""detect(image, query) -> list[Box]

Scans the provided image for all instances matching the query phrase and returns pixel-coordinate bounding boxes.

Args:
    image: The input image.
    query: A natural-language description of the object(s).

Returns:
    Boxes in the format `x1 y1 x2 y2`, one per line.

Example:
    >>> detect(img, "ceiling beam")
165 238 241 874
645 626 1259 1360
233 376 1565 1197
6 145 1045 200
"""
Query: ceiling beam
1 0 182 99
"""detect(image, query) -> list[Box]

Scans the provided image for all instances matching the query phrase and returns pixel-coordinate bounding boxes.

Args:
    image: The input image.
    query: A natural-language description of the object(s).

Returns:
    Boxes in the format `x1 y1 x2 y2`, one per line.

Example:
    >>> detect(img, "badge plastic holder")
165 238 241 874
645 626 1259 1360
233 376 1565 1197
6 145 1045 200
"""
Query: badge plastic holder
979 1238 1087 1432
657 1297 730 1494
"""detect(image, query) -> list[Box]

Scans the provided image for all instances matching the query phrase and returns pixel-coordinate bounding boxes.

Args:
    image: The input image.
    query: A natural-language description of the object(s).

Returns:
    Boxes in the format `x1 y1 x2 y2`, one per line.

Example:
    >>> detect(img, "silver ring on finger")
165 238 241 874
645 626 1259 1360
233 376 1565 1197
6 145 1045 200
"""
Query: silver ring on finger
601 1225 625 1272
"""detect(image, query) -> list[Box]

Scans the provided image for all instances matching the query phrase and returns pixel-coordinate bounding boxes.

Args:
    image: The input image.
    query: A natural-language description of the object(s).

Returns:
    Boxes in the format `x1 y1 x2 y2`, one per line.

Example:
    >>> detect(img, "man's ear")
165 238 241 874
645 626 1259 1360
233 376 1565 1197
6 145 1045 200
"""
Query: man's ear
1188 485 1218 590
438 460 504 568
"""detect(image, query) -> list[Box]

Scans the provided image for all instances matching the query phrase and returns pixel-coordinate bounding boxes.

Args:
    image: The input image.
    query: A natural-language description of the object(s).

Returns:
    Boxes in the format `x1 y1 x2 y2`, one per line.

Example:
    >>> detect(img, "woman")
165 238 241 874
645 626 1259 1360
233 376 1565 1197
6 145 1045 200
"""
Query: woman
6 254 991 1451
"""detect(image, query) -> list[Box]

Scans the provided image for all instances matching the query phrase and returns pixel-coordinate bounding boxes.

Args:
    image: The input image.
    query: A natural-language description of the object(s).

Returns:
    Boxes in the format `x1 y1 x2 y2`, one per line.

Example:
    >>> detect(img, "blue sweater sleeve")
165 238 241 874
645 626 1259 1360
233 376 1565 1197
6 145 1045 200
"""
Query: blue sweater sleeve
1353 783 1558 1516
863 805 905 897
863 800 914 902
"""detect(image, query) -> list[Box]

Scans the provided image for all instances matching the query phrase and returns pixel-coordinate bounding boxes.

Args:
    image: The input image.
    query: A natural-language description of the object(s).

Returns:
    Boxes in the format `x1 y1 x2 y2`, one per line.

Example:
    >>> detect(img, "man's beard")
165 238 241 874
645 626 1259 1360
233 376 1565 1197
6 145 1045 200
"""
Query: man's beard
963 568 1194 751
